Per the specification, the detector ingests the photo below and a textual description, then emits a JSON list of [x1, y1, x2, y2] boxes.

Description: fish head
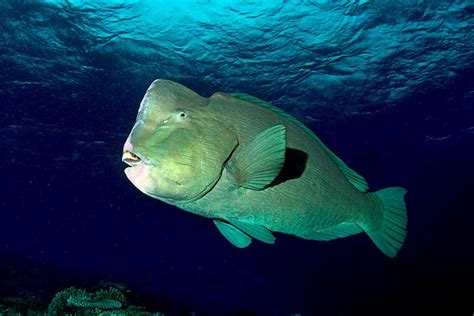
[[122, 79, 237, 203]]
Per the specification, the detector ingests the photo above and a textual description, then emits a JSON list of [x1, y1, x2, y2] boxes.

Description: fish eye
[[178, 111, 188, 119]]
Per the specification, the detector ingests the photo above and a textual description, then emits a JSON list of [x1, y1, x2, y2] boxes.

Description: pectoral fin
[[227, 218, 276, 244], [227, 125, 286, 190], [213, 220, 252, 248]]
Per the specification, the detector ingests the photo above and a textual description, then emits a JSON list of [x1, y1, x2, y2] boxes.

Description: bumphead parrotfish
[[122, 79, 408, 257]]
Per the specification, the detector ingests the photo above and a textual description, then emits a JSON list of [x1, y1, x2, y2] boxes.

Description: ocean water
[[0, 0, 473, 315]]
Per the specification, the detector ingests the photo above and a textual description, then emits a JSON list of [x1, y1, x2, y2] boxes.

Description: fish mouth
[[122, 150, 150, 167], [122, 149, 184, 200]]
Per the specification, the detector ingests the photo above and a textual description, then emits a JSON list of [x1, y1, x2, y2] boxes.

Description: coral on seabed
[[47, 286, 164, 316], [0, 284, 165, 315]]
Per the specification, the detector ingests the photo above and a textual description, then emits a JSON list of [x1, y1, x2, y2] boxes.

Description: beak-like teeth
[[122, 151, 141, 166]]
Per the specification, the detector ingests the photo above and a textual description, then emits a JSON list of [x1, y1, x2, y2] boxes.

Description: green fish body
[[122, 80, 408, 257]]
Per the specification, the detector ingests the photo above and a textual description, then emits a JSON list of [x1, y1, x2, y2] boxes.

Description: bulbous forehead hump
[[141, 79, 208, 113]]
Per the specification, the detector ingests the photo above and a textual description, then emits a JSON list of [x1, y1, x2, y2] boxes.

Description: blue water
[[1, 0, 473, 315]]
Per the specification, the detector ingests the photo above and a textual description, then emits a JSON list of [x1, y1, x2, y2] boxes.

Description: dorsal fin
[[228, 93, 369, 192]]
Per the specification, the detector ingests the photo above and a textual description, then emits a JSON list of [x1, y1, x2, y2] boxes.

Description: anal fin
[[308, 221, 362, 241]]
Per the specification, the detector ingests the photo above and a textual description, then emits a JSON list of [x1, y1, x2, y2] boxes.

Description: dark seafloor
[[0, 0, 473, 315]]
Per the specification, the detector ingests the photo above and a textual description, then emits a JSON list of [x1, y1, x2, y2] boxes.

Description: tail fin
[[365, 187, 408, 258]]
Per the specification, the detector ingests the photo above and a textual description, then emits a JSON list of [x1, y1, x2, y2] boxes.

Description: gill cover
[[126, 80, 238, 202]]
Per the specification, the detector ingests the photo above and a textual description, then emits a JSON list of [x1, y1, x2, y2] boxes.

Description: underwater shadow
[[270, 147, 308, 187]]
